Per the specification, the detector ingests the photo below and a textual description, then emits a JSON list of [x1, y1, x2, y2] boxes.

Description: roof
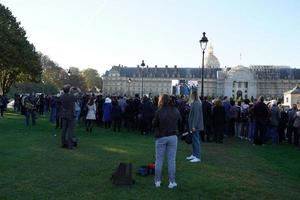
[[285, 86, 300, 94], [104, 66, 222, 78]]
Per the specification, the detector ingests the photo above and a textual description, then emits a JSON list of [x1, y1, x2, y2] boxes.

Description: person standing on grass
[[212, 99, 226, 143], [111, 97, 122, 132], [186, 91, 204, 163], [152, 94, 182, 188], [60, 84, 76, 149], [0, 95, 8, 117], [103, 97, 112, 129], [252, 96, 270, 145], [85, 97, 96, 133], [24, 93, 37, 126]]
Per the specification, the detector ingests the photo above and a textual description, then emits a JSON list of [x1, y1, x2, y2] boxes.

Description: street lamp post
[[141, 60, 145, 97], [128, 78, 131, 96], [199, 32, 208, 99]]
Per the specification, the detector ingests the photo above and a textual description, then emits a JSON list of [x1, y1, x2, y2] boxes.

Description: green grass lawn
[[0, 112, 300, 200]]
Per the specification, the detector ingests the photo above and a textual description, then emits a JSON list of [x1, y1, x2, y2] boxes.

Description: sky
[[1, 0, 300, 76]]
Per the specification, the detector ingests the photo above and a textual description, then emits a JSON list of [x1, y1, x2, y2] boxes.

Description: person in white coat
[[86, 97, 96, 133]]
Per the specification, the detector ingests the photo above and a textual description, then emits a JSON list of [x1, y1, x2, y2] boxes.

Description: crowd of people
[[5, 88, 300, 149], [2, 85, 300, 188]]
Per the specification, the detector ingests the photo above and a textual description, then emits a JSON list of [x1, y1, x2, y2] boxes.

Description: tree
[[67, 67, 87, 91], [0, 4, 42, 95], [81, 68, 102, 92], [40, 53, 67, 90]]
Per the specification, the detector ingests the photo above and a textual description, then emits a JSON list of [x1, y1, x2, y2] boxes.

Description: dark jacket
[[212, 106, 226, 128], [152, 106, 182, 138], [111, 102, 122, 120], [59, 93, 76, 119], [252, 102, 270, 123], [202, 100, 212, 126], [141, 99, 154, 121]]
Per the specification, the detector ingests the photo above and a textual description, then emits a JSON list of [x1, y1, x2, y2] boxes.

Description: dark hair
[[63, 84, 71, 94], [158, 94, 170, 109]]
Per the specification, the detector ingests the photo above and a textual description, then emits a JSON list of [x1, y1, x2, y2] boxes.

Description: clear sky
[[1, 0, 300, 75]]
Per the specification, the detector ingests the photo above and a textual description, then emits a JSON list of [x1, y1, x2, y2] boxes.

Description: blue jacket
[[103, 103, 112, 122]]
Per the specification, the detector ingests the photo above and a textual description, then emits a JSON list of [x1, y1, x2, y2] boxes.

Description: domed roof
[[205, 45, 220, 68]]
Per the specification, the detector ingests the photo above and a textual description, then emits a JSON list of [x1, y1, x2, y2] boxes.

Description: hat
[[105, 97, 112, 103]]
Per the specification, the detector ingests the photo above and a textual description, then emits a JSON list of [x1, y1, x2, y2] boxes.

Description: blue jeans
[[192, 130, 201, 159], [155, 135, 177, 183], [25, 110, 36, 126], [269, 126, 278, 144], [49, 107, 57, 123], [248, 121, 255, 140], [75, 110, 81, 121]]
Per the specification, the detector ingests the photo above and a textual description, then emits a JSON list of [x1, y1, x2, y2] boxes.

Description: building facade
[[102, 46, 300, 99]]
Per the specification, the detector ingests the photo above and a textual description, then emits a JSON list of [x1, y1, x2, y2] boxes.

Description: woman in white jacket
[[86, 97, 96, 133]]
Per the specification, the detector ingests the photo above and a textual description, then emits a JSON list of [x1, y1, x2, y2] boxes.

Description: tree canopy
[[0, 3, 42, 95], [81, 68, 102, 92]]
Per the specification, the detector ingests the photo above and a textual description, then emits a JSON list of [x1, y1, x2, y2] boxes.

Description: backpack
[[240, 106, 249, 122], [229, 106, 239, 119], [111, 163, 135, 185]]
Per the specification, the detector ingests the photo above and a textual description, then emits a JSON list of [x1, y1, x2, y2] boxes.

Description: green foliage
[[40, 53, 68, 90], [81, 68, 102, 92], [68, 67, 87, 91], [0, 112, 300, 200], [0, 3, 42, 95]]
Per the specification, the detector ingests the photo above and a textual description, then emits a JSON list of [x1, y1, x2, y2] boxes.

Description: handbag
[[181, 131, 192, 144]]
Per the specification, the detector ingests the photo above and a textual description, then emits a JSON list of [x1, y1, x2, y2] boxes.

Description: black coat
[[203, 100, 212, 126], [111, 104, 122, 120], [152, 106, 182, 138], [212, 106, 225, 129], [141, 99, 154, 121]]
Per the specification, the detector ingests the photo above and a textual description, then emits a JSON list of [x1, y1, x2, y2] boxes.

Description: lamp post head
[[67, 69, 71, 77], [199, 32, 209, 51], [141, 60, 145, 67]]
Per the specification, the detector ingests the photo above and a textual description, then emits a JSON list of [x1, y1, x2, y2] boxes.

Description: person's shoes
[[168, 182, 177, 189], [155, 181, 161, 188], [190, 158, 201, 163], [186, 155, 195, 160]]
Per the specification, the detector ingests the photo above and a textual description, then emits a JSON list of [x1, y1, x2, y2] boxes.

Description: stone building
[[283, 86, 300, 107], [102, 46, 300, 99]]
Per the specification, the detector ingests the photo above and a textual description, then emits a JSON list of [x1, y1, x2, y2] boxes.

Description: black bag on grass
[[181, 131, 192, 144], [111, 163, 135, 185]]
